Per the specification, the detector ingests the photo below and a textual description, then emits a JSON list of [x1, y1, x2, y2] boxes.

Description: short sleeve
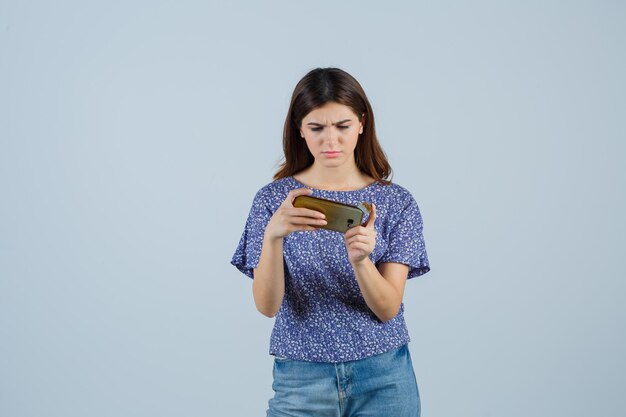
[[378, 194, 430, 279], [230, 189, 273, 279]]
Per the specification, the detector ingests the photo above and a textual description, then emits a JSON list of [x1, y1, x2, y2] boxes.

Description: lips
[[322, 151, 341, 158]]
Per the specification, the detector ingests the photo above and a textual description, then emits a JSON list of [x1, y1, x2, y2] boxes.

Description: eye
[[337, 125, 349, 130], [310, 127, 323, 132]]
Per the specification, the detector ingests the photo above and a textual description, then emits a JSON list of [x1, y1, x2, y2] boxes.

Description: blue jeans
[[267, 344, 420, 417]]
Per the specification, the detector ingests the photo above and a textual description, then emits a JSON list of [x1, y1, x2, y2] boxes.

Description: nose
[[323, 126, 339, 145]]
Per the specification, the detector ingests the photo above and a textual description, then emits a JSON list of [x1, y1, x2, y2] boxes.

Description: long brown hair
[[273, 68, 392, 184]]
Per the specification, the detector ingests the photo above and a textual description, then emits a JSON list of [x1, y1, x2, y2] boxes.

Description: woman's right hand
[[264, 188, 327, 240]]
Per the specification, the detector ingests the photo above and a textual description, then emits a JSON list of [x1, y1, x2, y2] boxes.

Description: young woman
[[231, 67, 430, 417]]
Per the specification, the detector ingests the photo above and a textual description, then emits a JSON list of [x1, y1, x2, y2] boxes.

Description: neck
[[299, 161, 368, 190]]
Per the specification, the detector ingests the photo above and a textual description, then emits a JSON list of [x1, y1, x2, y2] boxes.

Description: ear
[[359, 113, 366, 134]]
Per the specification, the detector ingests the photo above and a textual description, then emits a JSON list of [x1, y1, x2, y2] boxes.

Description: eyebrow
[[306, 119, 352, 126]]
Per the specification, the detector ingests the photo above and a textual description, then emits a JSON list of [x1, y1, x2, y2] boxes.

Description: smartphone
[[293, 195, 370, 233]]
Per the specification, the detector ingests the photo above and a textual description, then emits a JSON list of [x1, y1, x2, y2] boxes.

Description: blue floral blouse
[[231, 176, 430, 363]]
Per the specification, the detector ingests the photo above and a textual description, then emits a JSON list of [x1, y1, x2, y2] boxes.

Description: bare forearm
[[351, 259, 403, 322], [252, 234, 285, 317]]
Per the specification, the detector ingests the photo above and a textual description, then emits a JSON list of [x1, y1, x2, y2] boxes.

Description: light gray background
[[1, 1, 624, 416]]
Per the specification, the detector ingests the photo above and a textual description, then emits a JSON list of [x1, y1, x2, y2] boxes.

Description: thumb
[[364, 203, 376, 228], [285, 187, 313, 207]]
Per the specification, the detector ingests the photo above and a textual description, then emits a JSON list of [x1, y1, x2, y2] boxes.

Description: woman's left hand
[[344, 204, 377, 264]]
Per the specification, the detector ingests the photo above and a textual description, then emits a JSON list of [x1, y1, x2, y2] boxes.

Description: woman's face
[[299, 101, 364, 169]]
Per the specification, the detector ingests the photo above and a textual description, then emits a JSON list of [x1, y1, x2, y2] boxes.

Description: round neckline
[[290, 176, 379, 193]]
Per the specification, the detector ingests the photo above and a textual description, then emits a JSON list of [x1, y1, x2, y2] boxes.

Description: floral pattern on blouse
[[231, 176, 430, 363]]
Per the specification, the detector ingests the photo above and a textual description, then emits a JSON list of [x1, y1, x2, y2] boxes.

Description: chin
[[319, 159, 345, 168]]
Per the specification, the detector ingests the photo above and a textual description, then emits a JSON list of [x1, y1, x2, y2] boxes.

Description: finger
[[347, 242, 372, 252], [345, 234, 369, 245], [289, 217, 327, 226], [344, 228, 357, 239], [283, 188, 313, 207], [286, 221, 321, 231], [364, 203, 376, 229], [287, 207, 326, 219], [344, 225, 367, 240], [295, 224, 320, 232]]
